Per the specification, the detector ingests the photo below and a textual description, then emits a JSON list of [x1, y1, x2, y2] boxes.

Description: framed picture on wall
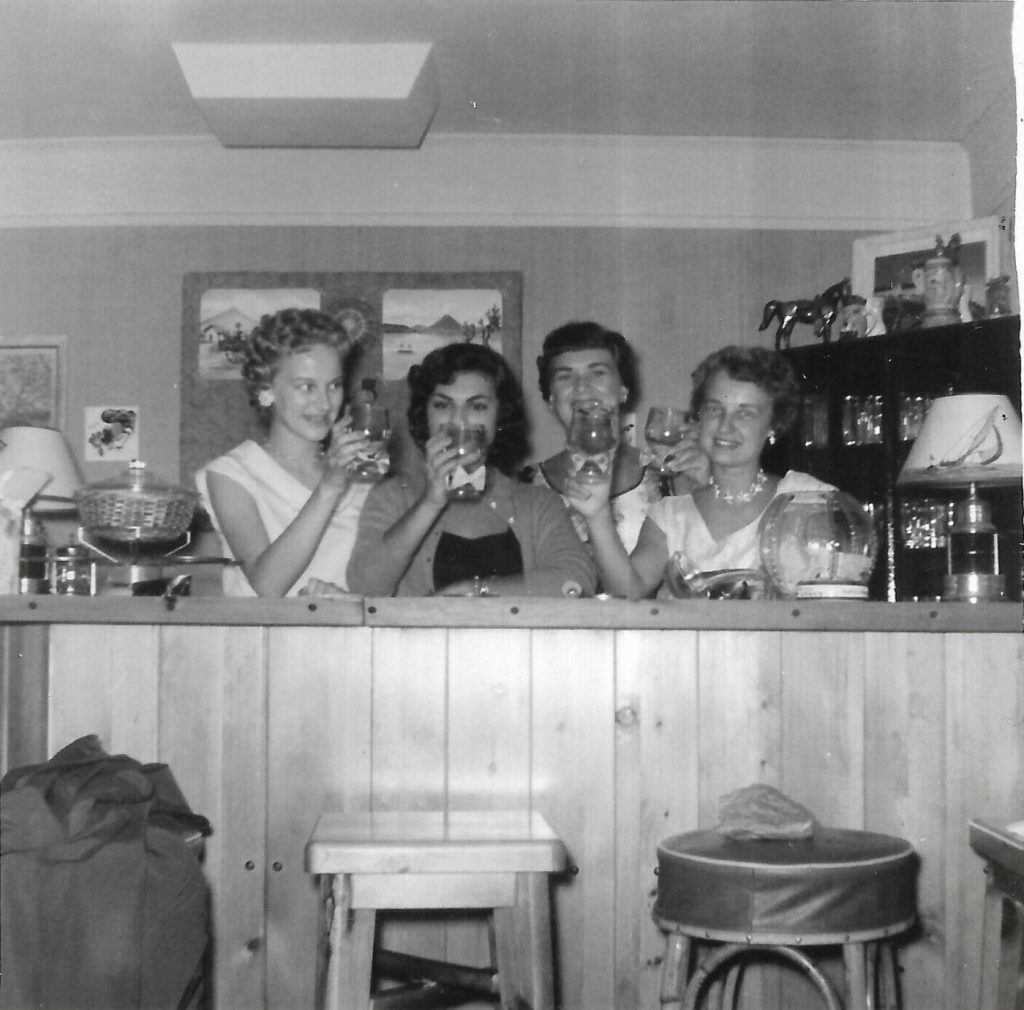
[[851, 215, 1002, 305], [0, 335, 67, 429], [180, 272, 523, 485]]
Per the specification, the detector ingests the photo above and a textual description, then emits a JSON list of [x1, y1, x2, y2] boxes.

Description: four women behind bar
[[197, 310, 839, 599]]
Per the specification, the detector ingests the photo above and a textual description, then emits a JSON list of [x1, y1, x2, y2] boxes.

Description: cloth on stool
[[715, 784, 816, 840]]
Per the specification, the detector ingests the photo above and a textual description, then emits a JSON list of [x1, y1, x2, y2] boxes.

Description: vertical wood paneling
[[697, 630, 783, 820], [7, 619, 1022, 1010], [265, 626, 372, 1010], [532, 628, 616, 1010], [697, 630, 783, 1008], [944, 633, 1024, 1010], [0, 624, 49, 773], [863, 631, 947, 1010], [445, 629, 533, 968], [371, 627, 450, 961], [159, 625, 267, 1010], [613, 630, 700, 1010], [48, 625, 159, 760], [780, 632, 865, 827]]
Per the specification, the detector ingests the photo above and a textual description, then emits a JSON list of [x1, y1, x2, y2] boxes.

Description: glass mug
[[644, 406, 692, 475], [441, 421, 488, 500], [346, 404, 391, 483], [568, 400, 618, 483]]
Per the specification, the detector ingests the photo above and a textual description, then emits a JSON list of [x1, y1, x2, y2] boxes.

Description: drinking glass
[[644, 406, 693, 475], [346, 404, 391, 483], [441, 421, 488, 500], [568, 400, 618, 483]]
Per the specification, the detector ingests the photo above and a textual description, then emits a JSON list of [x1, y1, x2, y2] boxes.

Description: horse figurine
[[759, 277, 852, 350]]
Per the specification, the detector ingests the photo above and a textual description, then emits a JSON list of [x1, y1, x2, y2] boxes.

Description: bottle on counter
[[18, 512, 49, 594]]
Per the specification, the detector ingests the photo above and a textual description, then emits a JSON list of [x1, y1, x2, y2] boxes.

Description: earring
[[768, 432, 776, 446], [257, 389, 274, 408]]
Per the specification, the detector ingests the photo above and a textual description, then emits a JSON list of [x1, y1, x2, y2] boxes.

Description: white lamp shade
[[0, 426, 84, 511], [897, 394, 1023, 487]]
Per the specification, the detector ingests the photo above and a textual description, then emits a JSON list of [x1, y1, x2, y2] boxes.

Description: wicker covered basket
[[75, 460, 198, 544]]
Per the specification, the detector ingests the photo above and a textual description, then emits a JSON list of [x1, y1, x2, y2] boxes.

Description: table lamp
[[0, 426, 83, 512], [896, 394, 1023, 602]]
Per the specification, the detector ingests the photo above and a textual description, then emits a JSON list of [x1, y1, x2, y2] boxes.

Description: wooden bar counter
[[1, 596, 1021, 1010]]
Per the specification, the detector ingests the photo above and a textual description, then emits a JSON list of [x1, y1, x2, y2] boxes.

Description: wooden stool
[[305, 810, 568, 1010], [969, 819, 1024, 1009], [652, 828, 917, 1010]]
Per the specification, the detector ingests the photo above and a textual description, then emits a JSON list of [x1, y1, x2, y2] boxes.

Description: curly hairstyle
[[242, 308, 360, 422], [407, 343, 530, 475], [536, 321, 640, 412], [689, 345, 801, 434]]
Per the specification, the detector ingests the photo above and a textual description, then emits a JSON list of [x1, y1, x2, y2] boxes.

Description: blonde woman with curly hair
[[196, 308, 371, 597]]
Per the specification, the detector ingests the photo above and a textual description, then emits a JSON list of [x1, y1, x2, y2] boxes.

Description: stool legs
[[666, 941, 842, 1010], [319, 874, 375, 1010], [659, 933, 691, 1007], [493, 871, 556, 1010]]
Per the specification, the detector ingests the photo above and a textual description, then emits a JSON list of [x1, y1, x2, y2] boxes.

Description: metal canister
[[49, 545, 96, 596], [18, 514, 48, 594]]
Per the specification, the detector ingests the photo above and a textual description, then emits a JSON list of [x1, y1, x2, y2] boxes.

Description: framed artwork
[[0, 335, 67, 429], [180, 272, 523, 483], [852, 215, 1002, 305]]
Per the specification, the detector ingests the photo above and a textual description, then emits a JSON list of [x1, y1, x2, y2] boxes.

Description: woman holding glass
[[347, 342, 595, 598], [528, 321, 708, 552], [196, 308, 374, 597], [566, 345, 832, 599]]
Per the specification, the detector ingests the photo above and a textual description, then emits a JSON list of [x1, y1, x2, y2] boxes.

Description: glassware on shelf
[[644, 406, 693, 475], [799, 394, 829, 449], [568, 400, 618, 483], [897, 394, 931, 442], [758, 489, 878, 599], [841, 395, 884, 446]]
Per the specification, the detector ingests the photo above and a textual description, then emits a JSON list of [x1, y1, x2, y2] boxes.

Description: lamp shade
[[0, 426, 84, 512], [897, 394, 1023, 488]]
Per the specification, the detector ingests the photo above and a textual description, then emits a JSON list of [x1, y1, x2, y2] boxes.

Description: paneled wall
[[5, 614, 1020, 1010], [0, 224, 860, 484]]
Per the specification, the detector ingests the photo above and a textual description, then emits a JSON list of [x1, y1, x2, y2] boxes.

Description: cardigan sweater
[[347, 466, 597, 597]]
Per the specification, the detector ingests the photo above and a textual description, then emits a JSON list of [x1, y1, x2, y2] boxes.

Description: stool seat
[[654, 827, 916, 944], [653, 827, 918, 1010], [307, 809, 567, 876], [305, 810, 567, 1010]]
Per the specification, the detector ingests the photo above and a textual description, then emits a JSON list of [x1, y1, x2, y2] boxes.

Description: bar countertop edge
[[0, 595, 1020, 632]]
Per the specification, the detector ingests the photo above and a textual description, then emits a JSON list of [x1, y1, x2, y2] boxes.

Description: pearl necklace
[[709, 469, 767, 505]]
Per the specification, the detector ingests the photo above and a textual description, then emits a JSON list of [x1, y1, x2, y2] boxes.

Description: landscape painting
[[381, 288, 504, 380], [198, 288, 321, 379]]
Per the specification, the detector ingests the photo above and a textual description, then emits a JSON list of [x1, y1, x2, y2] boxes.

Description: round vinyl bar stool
[[653, 828, 917, 1010]]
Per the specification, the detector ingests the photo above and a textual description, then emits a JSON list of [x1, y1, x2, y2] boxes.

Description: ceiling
[[0, 0, 1014, 146]]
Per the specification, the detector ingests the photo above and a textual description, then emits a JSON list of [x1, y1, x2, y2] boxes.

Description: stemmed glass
[[568, 400, 618, 483], [644, 407, 692, 475]]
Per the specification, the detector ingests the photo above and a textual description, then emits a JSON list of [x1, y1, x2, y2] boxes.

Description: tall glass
[[644, 406, 693, 475], [346, 404, 391, 483], [441, 421, 488, 500], [568, 400, 618, 483]]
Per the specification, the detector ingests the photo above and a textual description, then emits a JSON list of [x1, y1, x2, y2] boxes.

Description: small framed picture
[[0, 335, 67, 429], [852, 216, 1002, 304]]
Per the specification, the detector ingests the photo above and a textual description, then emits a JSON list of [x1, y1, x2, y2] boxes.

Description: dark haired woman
[[530, 321, 708, 553], [196, 308, 371, 597], [347, 342, 595, 597], [567, 345, 833, 599]]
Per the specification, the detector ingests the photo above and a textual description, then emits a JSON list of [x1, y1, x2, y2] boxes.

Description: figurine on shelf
[[922, 233, 965, 328], [758, 277, 852, 350]]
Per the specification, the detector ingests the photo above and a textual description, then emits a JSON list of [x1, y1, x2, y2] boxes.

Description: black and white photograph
[[0, 5, 1018, 1010]]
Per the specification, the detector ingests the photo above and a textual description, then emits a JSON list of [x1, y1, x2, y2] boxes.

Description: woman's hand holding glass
[[643, 406, 710, 490], [322, 410, 371, 492]]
